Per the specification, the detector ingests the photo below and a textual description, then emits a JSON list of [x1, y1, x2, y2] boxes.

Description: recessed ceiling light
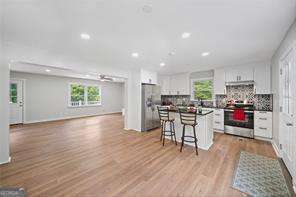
[[131, 53, 139, 58], [80, 33, 90, 40], [169, 51, 176, 56], [142, 5, 152, 13], [45, 69, 51, 72], [201, 52, 210, 57], [160, 62, 165, 67], [181, 32, 191, 39]]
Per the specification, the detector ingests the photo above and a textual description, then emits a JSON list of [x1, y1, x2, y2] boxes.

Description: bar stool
[[178, 108, 198, 155], [157, 106, 177, 146]]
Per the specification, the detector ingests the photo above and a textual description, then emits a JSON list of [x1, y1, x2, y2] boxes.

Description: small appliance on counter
[[224, 100, 254, 138]]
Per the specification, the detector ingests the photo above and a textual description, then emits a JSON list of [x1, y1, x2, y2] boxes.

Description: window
[[69, 84, 101, 107], [10, 83, 18, 104], [191, 79, 213, 101]]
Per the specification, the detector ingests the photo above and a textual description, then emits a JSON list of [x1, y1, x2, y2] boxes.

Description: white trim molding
[[0, 156, 11, 165], [271, 140, 282, 158]]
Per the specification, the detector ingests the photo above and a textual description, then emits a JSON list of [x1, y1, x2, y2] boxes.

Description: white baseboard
[[213, 129, 224, 133], [0, 156, 11, 165], [24, 111, 122, 124], [254, 136, 272, 142], [271, 140, 282, 158]]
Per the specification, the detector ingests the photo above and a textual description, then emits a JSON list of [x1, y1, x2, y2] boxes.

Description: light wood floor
[[0, 113, 277, 197]]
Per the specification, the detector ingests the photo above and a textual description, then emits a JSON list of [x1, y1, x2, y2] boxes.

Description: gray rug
[[232, 151, 291, 197]]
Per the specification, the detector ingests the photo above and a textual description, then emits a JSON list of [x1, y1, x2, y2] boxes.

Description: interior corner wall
[[10, 71, 124, 123], [271, 18, 296, 147], [126, 69, 142, 131], [0, 64, 10, 164]]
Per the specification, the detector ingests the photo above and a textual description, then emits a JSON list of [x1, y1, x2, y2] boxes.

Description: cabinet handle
[[215, 121, 220, 124], [215, 114, 220, 116], [259, 111, 267, 113], [259, 118, 267, 120], [259, 127, 267, 130]]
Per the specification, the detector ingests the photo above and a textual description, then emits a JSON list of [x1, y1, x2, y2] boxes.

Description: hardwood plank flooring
[[0, 113, 277, 196]]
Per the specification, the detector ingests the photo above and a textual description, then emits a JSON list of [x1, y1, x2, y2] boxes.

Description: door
[[279, 45, 296, 180], [10, 79, 24, 124]]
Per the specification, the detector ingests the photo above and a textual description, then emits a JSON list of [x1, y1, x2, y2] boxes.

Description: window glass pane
[[87, 86, 101, 105], [70, 84, 85, 106], [193, 80, 213, 100], [10, 83, 17, 103]]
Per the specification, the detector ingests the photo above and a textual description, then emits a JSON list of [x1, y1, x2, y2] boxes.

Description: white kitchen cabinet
[[213, 109, 224, 131], [254, 111, 272, 138], [225, 67, 254, 82], [141, 69, 157, 84], [214, 68, 226, 94], [158, 73, 190, 95], [254, 64, 271, 94], [170, 73, 190, 95], [158, 75, 171, 95]]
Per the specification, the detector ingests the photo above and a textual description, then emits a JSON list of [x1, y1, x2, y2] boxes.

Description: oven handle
[[224, 109, 254, 114]]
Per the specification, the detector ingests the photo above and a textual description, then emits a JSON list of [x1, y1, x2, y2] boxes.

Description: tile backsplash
[[216, 84, 273, 111], [161, 84, 273, 111]]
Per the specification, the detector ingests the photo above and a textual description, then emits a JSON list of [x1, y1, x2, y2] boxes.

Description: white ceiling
[[3, 0, 296, 75]]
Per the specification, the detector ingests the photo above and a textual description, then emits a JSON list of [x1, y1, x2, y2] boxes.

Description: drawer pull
[[214, 121, 220, 124], [259, 111, 267, 113], [259, 118, 267, 120], [259, 127, 267, 130], [215, 114, 220, 116]]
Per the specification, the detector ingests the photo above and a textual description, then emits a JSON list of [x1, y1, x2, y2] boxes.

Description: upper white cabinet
[[225, 67, 254, 82], [158, 75, 170, 95], [158, 73, 190, 95], [214, 68, 226, 94], [254, 64, 271, 94], [141, 69, 157, 84], [170, 73, 190, 95]]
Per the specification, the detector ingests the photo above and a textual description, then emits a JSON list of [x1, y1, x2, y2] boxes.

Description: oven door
[[224, 109, 254, 138]]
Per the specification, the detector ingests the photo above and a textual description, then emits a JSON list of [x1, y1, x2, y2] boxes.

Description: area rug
[[232, 151, 291, 197]]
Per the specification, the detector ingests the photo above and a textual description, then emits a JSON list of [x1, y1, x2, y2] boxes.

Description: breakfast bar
[[164, 109, 214, 150]]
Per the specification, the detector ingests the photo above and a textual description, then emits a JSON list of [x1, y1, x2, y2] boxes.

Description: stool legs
[[172, 122, 177, 145], [180, 125, 198, 155], [180, 125, 185, 152], [161, 121, 177, 146], [193, 126, 198, 155]]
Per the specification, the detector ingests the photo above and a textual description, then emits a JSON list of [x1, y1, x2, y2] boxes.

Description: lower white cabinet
[[254, 111, 272, 138], [213, 109, 224, 131]]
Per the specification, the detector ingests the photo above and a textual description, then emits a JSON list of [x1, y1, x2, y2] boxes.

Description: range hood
[[225, 80, 255, 86]]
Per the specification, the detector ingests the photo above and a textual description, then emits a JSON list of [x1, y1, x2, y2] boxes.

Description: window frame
[[190, 78, 214, 101], [68, 83, 102, 107]]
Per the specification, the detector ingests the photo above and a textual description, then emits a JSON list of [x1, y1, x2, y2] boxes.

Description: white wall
[[271, 19, 296, 148], [126, 69, 142, 131], [11, 72, 124, 123], [0, 64, 10, 164]]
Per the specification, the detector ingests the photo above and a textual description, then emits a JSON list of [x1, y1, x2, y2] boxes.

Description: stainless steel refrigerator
[[141, 84, 161, 131]]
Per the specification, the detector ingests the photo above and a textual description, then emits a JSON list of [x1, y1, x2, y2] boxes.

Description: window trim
[[68, 83, 102, 108], [190, 78, 214, 101]]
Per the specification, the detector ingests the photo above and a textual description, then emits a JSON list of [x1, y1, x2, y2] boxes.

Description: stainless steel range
[[224, 101, 254, 138]]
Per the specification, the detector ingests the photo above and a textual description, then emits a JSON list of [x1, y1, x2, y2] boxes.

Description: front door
[[279, 44, 296, 180], [10, 79, 24, 125]]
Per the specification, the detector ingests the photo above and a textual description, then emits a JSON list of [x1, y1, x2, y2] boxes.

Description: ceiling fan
[[98, 74, 114, 82]]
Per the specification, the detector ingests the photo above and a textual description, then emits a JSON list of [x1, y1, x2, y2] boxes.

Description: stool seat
[[161, 117, 175, 122]]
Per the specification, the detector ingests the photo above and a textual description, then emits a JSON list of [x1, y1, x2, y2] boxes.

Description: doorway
[[279, 42, 296, 181], [9, 79, 24, 125]]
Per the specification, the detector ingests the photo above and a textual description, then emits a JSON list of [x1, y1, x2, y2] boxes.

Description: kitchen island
[[164, 109, 214, 150]]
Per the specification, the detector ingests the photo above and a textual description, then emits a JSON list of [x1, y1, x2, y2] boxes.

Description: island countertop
[[167, 109, 214, 116]]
